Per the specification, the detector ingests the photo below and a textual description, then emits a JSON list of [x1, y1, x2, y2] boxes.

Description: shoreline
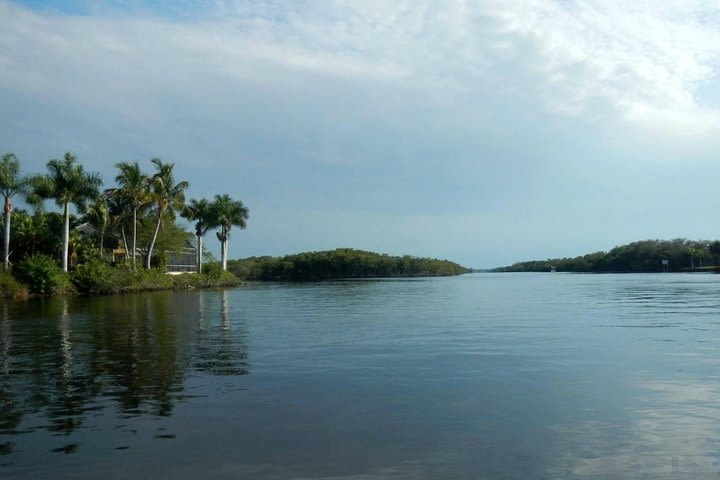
[[0, 269, 243, 301]]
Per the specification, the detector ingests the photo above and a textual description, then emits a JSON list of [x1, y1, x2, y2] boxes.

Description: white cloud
[[493, 0, 720, 132], [2, 0, 720, 135]]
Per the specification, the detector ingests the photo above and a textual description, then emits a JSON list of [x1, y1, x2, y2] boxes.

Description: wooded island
[[494, 239, 720, 273]]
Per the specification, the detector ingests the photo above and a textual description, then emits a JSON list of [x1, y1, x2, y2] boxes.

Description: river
[[2, 273, 720, 478]]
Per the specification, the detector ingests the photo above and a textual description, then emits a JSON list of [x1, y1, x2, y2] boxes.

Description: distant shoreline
[[227, 248, 470, 281], [491, 239, 720, 274]]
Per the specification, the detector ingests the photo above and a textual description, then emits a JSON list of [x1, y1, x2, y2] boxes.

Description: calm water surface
[[2, 273, 720, 478]]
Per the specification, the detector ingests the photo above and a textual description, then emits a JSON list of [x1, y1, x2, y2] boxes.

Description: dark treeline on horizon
[[493, 239, 720, 273], [227, 248, 470, 281]]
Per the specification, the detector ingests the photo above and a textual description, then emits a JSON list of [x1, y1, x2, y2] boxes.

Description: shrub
[[171, 270, 240, 289], [0, 271, 25, 299], [203, 262, 223, 280], [15, 254, 70, 295], [71, 258, 113, 294]]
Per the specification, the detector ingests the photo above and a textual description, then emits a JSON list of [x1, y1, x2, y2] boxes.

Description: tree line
[[493, 239, 720, 273], [1, 151, 249, 280], [227, 248, 470, 281]]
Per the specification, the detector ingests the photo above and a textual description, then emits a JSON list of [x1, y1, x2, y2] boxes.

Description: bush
[[0, 271, 26, 299], [15, 254, 71, 295], [203, 262, 223, 280], [171, 270, 240, 290], [71, 258, 113, 294]]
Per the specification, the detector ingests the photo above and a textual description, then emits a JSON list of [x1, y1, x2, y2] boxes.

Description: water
[[2, 273, 720, 478]]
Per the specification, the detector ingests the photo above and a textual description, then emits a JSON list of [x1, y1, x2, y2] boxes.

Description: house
[[75, 222, 198, 273]]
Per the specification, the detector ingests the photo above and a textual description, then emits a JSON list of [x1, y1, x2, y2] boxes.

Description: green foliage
[[9, 210, 62, 260], [202, 261, 224, 280], [145, 158, 189, 269], [209, 194, 248, 241], [0, 154, 245, 296], [0, 152, 29, 200], [15, 254, 71, 295], [35, 153, 103, 210], [494, 239, 718, 273], [182, 198, 213, 237], [71, 257, 113, 293], [170, 270, 239, 289], [0, 271, 25, 299], [67, 262, 239, 295], [227, 248, 470, 281]]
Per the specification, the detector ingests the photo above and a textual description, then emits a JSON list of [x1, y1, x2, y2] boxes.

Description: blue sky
[[2, 0, 720, 268]]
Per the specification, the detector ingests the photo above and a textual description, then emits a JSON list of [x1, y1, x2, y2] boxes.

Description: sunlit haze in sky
[[2, 0, 720, 268]]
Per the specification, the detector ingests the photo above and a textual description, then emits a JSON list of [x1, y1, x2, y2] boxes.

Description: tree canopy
[[493, 239, 719, 273]]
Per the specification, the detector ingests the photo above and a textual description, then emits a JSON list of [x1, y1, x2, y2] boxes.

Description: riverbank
[[1, 248, 470, 300], [0, 266, 241, 300]]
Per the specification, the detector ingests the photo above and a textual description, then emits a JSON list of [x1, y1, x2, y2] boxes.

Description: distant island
[[493, 239, 720, 273], [227, 248, 470, 281]]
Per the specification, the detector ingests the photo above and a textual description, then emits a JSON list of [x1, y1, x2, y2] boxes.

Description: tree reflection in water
[[193, 290, 249, 376], [0, 289, 249, 453]]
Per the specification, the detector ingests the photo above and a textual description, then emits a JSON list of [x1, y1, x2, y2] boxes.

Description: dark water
[[3, 273, 720, 479]]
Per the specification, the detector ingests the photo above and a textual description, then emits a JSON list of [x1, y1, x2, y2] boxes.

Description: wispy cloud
[[3, 0, 720, 133]]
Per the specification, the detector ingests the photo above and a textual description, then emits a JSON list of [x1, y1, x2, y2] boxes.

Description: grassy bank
[[1, 258, 241, 300]]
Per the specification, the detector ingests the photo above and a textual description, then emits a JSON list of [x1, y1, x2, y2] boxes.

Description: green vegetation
[[0, 270, 25, 299], [70, 261, 239, 295], [0, 151, 249, 298], [15, 254, 71, 295], [494, 239, 720, 273], [227, 248, 470, 281]]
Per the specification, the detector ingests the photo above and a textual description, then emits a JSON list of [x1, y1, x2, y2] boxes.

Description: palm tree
[[181, 198, 212, 273], [82, 196, 110, 253], [114, 162, 149, 270], [146, 159, 188, 269], [106, 191, 133, 266], [33, 153, 102, 272], [0, 153, 30, 272], [210, 194, 249, 271]]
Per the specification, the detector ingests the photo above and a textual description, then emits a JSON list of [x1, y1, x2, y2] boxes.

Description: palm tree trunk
[[3, 197, 11, 273], [121, 225, 129, 267], [220, 235, 226, 271], [197, 234, 202, 274], [132, 207, 138, 271], [147, 210, 162, 269], [222, 240, 228, 271], [222, 227, 228, 271], [62, 201, 70, 272], [100, 230, 105, 255]]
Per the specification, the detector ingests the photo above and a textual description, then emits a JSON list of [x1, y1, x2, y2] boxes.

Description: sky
[[2, 0, 720, 268]]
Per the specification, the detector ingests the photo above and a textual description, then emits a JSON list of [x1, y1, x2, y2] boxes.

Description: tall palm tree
[[0, 153, 29, 272], [210, 194, 249, 271], [181, 198, 212, 273], [34, 153, 102, 272], [106, 191, 133, 267], [82, 195, 110, 253], [114, 162, 149, 270], [146, 158, 188, 269]]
